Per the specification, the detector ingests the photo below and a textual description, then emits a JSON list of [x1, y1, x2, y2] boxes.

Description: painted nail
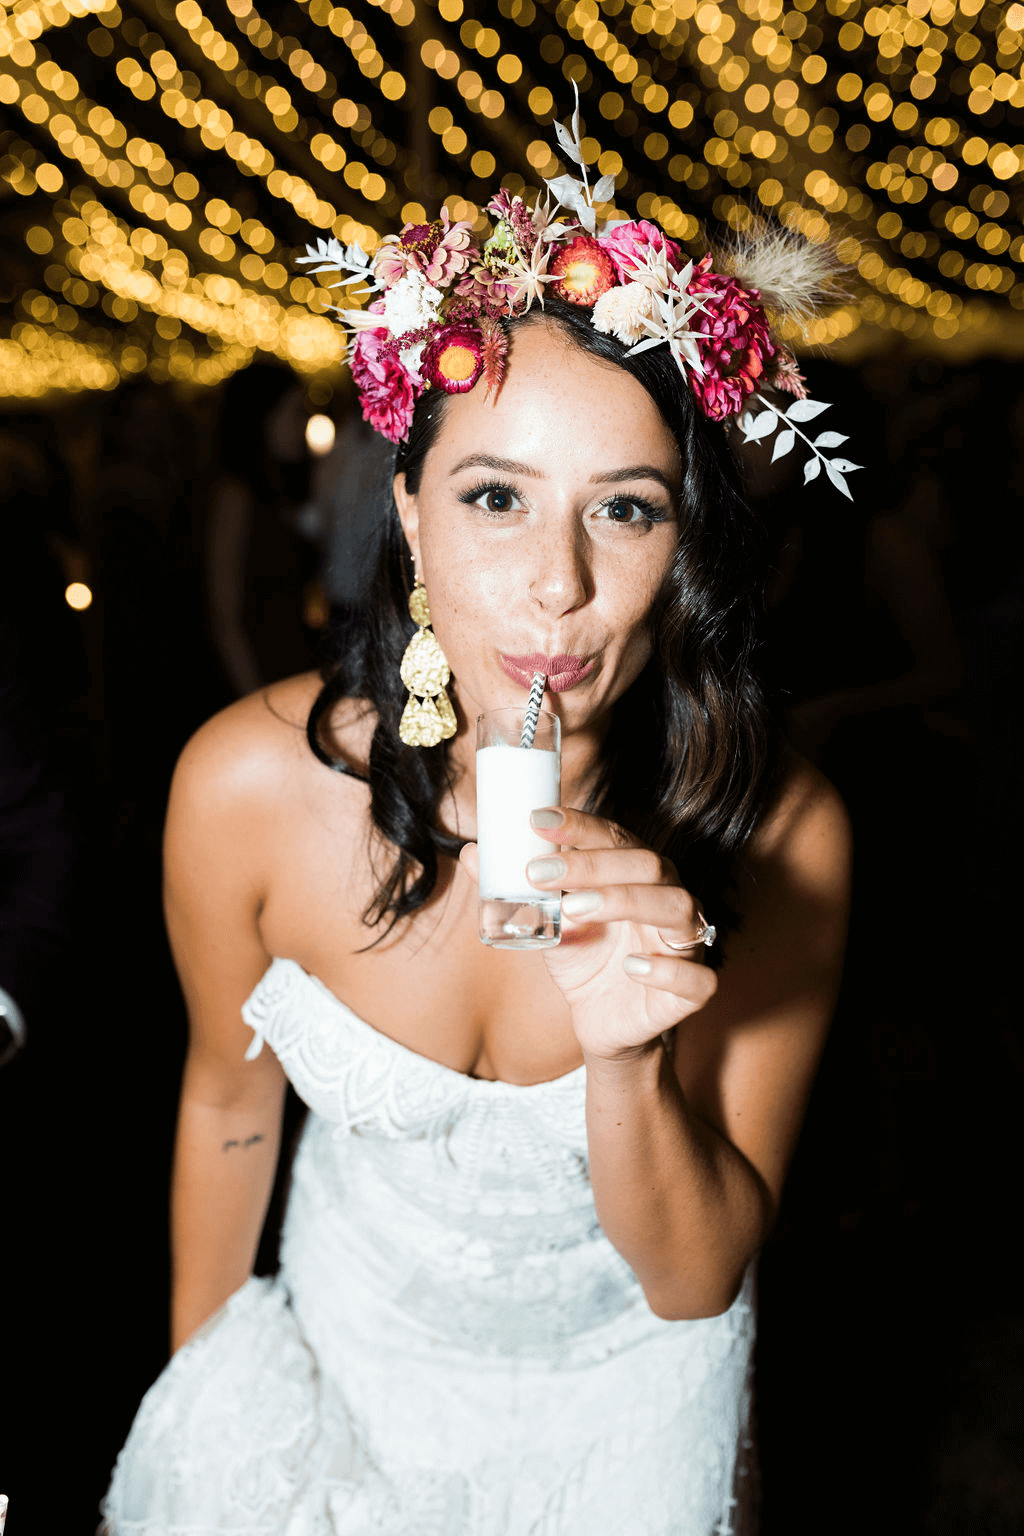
[[561, 890, 603, 917], [623, 955, 652, 977], [526, 856, 566, 884], [530, 808, 565, 829]]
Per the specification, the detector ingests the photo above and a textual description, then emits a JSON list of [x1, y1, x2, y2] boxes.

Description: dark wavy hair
[[306, 298, 782, 942]]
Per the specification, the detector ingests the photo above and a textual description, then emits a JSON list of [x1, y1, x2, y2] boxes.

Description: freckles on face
[[395, 320, 681, 723]]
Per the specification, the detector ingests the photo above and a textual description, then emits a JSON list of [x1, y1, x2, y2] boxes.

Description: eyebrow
[[590, 464, 678, 494], [449, 453, 543, 478], [449, 453, 677, 493]]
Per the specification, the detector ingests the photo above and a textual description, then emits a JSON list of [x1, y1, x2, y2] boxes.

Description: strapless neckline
[[251, 957, 588, 1092]]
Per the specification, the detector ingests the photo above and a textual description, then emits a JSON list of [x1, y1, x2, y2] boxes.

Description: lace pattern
[[102, 958, 759, 1535], [241, 960, 588, 1147]]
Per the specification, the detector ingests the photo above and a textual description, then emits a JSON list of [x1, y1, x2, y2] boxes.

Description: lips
[[500, 652, 595, 692]]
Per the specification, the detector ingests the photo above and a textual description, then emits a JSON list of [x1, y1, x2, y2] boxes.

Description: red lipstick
[[500, 653, 595, 692]]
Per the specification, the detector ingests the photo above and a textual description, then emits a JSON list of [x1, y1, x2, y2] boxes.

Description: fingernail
[[623, 955, 652, 977], [561, 890, 603, 917], [530, 808, 565, 829], [526, 856, 566, 884]]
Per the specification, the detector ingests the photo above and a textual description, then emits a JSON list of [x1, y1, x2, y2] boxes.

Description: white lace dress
[[101, 958, 759, 1536]]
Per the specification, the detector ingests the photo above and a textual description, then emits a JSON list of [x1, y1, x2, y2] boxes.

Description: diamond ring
[[658, 913, 717, 952]]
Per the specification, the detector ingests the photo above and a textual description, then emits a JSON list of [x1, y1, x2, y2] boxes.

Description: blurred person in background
[[203, 361, 319, 699], [291, 403, 394, 661], [94, 380, 218, 848], [0, 422, 83, 1524], [0, 424, 81, 1057], [316, 407, 393, 621]]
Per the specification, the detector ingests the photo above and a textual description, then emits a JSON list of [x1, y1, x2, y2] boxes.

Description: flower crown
[[299, 91, 859, 498]]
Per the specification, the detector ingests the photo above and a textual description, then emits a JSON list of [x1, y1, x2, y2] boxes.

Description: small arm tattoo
[[221, 1134, 266, 1152]]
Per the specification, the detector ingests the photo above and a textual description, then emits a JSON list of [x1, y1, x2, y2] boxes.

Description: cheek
[[616, 620, 655, 682], [607, 547, 671, 633], [421, 551, 505, 660]]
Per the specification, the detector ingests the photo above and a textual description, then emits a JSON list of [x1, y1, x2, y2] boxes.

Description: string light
[[2, 0, 1022, 402]]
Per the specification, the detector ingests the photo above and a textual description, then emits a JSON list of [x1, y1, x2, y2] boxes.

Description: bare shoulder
[[747, 746, 852, 898], [711, 748, 853, 978], [166, 673, 376, 882], [171, 673, 373, 806]]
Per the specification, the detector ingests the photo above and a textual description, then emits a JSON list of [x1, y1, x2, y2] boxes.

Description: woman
[[101, 137, 851, 1535]]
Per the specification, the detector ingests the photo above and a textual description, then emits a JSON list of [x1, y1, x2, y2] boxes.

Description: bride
[[101, 133, 851, 1535]]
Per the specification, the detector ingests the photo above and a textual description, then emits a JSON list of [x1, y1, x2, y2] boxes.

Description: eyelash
[[458, 479, 669, 528]]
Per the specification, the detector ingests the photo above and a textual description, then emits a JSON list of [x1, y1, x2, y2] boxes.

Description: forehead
[[425, 320, 680, 481]]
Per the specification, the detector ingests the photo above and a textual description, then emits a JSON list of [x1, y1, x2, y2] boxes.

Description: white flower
[[401, 338, 427, 378], [591, 282, 657, 345], [380, 270, 443, 337]]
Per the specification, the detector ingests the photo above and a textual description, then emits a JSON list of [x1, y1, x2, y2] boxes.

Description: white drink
[[476, 745, 560, 901], [475, 707, 561, 949]]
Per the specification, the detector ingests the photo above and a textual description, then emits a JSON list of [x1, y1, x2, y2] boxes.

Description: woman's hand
[[460, 806, 717, 1062]]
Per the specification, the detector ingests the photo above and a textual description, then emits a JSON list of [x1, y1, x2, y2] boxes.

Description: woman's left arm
[[528, 758, 852, 1321]]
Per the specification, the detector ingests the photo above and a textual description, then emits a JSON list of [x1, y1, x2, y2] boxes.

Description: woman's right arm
[[163, 702, 289, 1353]]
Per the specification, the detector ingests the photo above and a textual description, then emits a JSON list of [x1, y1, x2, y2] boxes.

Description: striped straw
[[520, 671, 546, 747]]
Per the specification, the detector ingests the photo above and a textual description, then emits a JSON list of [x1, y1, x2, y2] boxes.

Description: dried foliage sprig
[[739, 395, 861, 498]]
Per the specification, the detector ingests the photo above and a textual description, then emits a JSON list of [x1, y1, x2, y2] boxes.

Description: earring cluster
[[398, 578, 457, 747]]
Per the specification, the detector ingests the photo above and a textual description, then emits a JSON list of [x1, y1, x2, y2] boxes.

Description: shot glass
[[476, 706, 561, 949]]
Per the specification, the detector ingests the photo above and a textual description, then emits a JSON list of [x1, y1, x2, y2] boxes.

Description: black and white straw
[[520, 672, 546, 747]]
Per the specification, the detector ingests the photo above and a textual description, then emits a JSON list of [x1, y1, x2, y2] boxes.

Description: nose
[[528, 520, 591, 616]]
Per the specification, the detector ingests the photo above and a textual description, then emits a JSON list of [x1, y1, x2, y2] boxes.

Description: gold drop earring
[[398, 578, 457, 747]]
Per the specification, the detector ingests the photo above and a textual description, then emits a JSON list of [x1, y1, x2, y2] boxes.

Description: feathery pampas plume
[[713, 220, 849, 328]]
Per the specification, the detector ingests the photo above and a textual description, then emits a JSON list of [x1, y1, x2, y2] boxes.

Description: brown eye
[[596, 494, 666, 529], [458, 482, 523, 515]]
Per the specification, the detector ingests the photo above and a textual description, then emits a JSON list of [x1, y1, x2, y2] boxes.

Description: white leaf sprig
[[295, 237, 386, 347], [553, 116, 583, 168], [543, 81, 616, 234], [296, 237, 381, 294], [738, 393, 862, 499]]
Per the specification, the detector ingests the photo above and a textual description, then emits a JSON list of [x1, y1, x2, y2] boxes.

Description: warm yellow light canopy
[[2, 0, 1021, 403]]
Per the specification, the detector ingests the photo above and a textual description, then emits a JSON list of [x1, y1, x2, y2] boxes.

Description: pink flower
[[599, 220, 683, 281], [686, 255, 774, 421], [350, 326, 422, 443], [373, 210, 476, 289], [421, 324, 483, 394], [486, 188, 517, 222]]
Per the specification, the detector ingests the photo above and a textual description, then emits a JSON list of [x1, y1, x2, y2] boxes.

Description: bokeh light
[[2, 0, 1022, 402], [305, 412, 335, 455], [64, 582, 93, 611]]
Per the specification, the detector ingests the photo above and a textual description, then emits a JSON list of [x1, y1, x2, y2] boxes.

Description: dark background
[[1, 338, 1022, 1534], [3, 0, 1024, 1522]]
